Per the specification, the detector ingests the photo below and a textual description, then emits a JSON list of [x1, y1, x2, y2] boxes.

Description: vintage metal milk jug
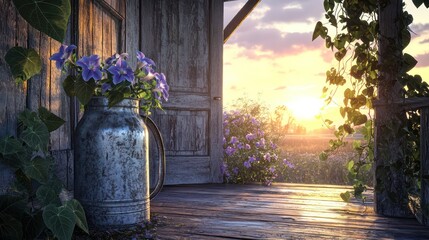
[[74, 97, 165, 229]]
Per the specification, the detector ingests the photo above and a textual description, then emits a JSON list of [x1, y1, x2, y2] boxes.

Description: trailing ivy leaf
[[0, 212, 23, 240], [346, 160, 354, 172], [0, 136, 24, 156], [11, 169, 32, 195], [63, 75, 77, 96], [340, 191, 351, 202], [413, 0, 424, 7], [38, 107, 65, 132], [319, 151, 328, 161], [18, 109, 40, 128], [20, 121, 49, 151], [22, 211, 44, 240], [43, 204, 76, 240], [12, 0, 71, 42], [312, 21, 327, 41], [23, 156, 50, 184], [401, 29, 411, 48], [5, 47, 42, 84], [403, 53, 418, 73], [66, 199, 89, 234], [75, 77, 96, 105], [0, 195, 27, 218], [353, 114, 367, 126], [36, 185, 60, 206]]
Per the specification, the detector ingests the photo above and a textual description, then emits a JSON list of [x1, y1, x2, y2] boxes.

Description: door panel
[[141, 0, 223, 185]]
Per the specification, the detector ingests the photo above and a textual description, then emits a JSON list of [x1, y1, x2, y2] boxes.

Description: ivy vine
[[313, 0, 429, 203]]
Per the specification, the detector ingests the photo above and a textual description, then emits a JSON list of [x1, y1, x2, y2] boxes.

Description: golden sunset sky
[[223, 0, 429, 131]]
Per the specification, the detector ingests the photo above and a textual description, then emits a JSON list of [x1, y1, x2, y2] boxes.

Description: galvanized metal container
[[74, 97, 162, 229]]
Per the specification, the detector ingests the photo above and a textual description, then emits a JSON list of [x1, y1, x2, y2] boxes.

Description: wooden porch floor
[[151, 183, 429, 239]]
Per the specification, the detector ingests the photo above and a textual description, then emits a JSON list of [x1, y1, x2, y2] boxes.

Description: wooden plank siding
[[152, 184, 429, 239], [141, 0, 223, 185], [0, 0, 137, 192], [0, 0, 73, 192]]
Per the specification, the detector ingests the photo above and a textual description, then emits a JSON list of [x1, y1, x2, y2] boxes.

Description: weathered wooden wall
[[0, 0, 73, 192], [141, 0, 223, 185], [0, 0, 223, 192], [0, 0, 140, 193]]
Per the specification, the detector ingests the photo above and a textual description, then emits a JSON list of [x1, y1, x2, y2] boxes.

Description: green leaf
[[36, 185, 60, 206], [38, 107, 65, 132], [23, 156, 50, 183], [75, 77, 96, 105], [63, 75, 77, 97], [18, 109, 40, 128], [319, 151, 328, 161], [340, 191, 351, 202], [0, 212, 23, 240], [401, 29, 411, 48], [5, 47, 42, 83], [0, 195, 27, 218], [22, 211, 44, 240], [312, 21, 326, 41], [43, 204, 76, 240], [12, 0, 71, 42], [412, 0, 424, 7], [346, 160, 354, 172], [20, 121, 49, 151], [403, 53, 418, 72], [65, 199, 89, 234], [353, 114, 367, 126], [0, 136, 24, 156]]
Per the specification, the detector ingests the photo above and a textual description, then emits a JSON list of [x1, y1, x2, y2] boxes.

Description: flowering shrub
[[50, 44, 169, 114], [222, 110, 294, 185]]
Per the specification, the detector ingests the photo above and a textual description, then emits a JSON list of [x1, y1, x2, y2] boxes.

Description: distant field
[[276, 135, 372, 186]]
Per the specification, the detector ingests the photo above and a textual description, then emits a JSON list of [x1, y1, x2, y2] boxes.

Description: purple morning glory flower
[[76, 55, 102, 82], [248, 155, 257, 163], [256, 138, 266, 148], [269, 167, 275, 173], [229, 136, 239, 145], [136, 51, 156, 67], [245, 144, 251, 150], [283, 159, 295, 168], [237, 142, 244, 149], [154, 72, 169, 101], [246, 133, 256, 141], [225, 146, 236, 156], [232, 167, 239, 175], [50, 44, 76, 69], [225, 128, 230, 136], [220, 162, 228, 175], [244, 161, 251, 169], [270, 141, 277, 150], [251, 117, 259, 126], [263, 153, 271, 161], [101, 83, 112, 93], [107, 59, 135, 84]]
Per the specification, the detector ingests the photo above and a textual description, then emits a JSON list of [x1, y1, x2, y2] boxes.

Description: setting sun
[[287, 97, 324, 120]]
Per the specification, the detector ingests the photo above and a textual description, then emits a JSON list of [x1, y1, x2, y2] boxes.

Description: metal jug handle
[[141, 115, 166, 199]]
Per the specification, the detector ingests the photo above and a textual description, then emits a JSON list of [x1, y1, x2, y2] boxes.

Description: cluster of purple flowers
[[221, 110, 294, 185], [50, 44, 169, 111]]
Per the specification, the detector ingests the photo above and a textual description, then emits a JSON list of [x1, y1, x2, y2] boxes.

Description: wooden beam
[[223, 0, 261, 43], [420, 107, 429, 225], [373, 97, 429, 111]]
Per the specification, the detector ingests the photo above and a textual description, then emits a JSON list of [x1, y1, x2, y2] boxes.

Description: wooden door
[[141, 0, 223, 184]]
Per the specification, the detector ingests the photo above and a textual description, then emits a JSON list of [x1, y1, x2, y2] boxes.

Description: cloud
[[274, 86, 287, 91], [410, 23, 429, 34], [420, 38, 429, 44], [415, 53, 429, 67], [224, 0, 326, 59]]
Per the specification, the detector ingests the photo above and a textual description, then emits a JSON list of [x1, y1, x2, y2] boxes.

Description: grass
[[276, 135, 372, 186]]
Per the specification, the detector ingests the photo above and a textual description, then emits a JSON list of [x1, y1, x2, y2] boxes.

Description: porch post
[[374, 0, 413, 217]]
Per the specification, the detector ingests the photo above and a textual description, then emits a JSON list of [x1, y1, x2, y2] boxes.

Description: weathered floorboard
[[151, 183, 429, 239]]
